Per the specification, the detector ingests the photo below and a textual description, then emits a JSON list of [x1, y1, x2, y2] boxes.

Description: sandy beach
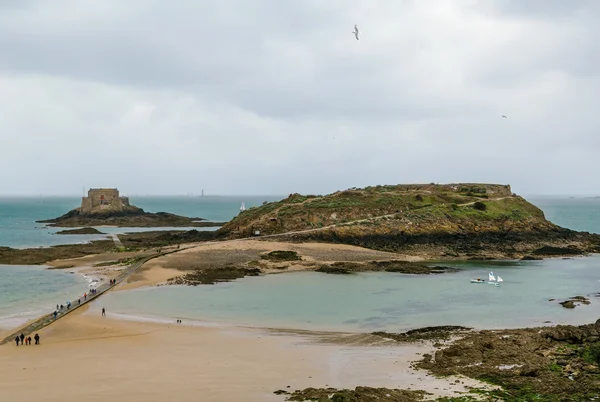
[[0, 239, 495, 401], [0, 305, 488, 402], [122, 239, 423, 287]]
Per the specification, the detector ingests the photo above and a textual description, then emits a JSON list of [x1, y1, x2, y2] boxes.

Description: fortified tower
[[80, 188, 130, 212]]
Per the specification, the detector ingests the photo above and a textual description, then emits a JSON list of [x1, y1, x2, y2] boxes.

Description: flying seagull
[[502, 115, 507, 118], [352, 24, 359, 40]]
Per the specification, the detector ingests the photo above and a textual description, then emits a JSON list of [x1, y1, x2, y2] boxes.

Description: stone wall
[[80, 188, 130, 212]]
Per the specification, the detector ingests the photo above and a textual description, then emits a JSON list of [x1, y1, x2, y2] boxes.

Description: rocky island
[[56, 227, 105, 235], [218, 183, 600, 260], [38, 188, 224, 228]]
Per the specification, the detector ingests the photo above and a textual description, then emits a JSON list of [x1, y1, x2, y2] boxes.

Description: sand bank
[[42, 240, 420, 289], [119, 239, 423, 288], [165, 239, 422, 265], [0, 308, 487, 402]]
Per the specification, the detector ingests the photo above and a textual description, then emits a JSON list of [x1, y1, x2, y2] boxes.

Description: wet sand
[[0, 308, 487, 402], [119, 239, 423, 288], [0, 240, 489, 401], [44, 240, 422, 290]]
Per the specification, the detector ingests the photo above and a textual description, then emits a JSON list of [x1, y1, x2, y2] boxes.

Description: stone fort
[[81, 188, 130, 212]]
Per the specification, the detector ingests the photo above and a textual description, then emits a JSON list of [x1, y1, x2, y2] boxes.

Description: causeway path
[[0, 251, 169, 345], [110, 233, 124, 248]]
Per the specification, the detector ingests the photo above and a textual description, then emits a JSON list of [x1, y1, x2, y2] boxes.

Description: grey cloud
[[0, 0, 598, 196], [0, 0, 500, 120], [486, 0, 597, 19]]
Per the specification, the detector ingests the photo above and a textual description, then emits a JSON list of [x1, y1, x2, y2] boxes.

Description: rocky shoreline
[[38, 208, 225, 228], [314, 260, 458, 275], [0, 240, 116, 265], [277, 321, 600, 401], [274, 229, 600, 262], [0, 230, 217, 265], [415, 321, 600, 401], [56, 227, 105, 235]]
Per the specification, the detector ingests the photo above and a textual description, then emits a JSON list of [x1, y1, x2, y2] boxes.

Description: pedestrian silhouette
[[15, 336, 19, 346], [102, 308, 106, 317], [34, 333, 40, 345]]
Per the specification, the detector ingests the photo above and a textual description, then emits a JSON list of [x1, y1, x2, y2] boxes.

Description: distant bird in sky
[[352, 24, 359, 40], [502, 115, 507, 118]]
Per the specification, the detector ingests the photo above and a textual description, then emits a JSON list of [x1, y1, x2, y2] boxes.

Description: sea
[[1, 195, 600, 333], [0, 195, 281, 329], [0, 195, 280, 248]]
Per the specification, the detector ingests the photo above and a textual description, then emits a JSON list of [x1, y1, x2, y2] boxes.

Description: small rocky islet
[[55, 227, 105, 235], [37, 188, 225, 228]]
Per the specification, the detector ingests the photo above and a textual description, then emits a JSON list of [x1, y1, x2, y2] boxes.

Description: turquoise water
[[0, 195, 282, 330], [527, 196, 600, 234], [93, 196, 600, 332], [97, 255, 600, 332], [1, 195, 600, 332], [0, 195, 283, 248], [0, 265, 89, 330]]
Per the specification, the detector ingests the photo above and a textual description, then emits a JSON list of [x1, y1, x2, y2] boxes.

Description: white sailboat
[[488, 271, 501, 286], [240, 202, 246, 212]]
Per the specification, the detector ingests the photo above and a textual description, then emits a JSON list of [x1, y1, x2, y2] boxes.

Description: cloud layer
[[1, 0, 598, 195]]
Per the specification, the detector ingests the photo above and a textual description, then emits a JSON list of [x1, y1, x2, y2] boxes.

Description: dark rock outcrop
[[167, 266, 261, 285], [557, 296, 591, 309], [56, 227, 105, 235], [417, 322, 600, 400], [38, 207, 225, 228], [315, 260, 457, 275]]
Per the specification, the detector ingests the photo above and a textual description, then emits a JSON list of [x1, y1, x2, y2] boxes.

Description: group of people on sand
[[15, 332, 39, 346]]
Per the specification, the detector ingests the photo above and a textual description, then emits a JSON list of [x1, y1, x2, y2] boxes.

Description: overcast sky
[[1, 0, 598, 196]]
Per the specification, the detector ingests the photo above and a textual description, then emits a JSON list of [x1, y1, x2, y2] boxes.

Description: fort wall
[[80, 188, 130, 212]]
